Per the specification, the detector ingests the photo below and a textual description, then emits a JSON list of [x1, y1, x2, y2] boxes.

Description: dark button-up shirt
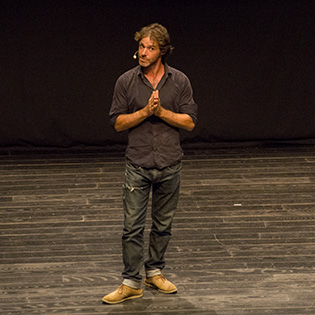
[[109, 64, 197, 169]]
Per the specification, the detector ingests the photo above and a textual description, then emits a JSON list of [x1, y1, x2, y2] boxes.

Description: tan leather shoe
[[102, 284, 143, 304], [144, 274, 177, 294]]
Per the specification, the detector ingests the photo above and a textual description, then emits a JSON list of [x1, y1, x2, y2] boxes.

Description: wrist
[[156, 107, 168, 118], [140, 107, 150, 118]]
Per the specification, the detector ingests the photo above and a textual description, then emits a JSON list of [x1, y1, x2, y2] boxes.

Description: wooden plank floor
[[1, 142, 315, 315]]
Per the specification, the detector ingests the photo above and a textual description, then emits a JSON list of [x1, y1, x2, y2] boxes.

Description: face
[[138, 36, 163, 68]]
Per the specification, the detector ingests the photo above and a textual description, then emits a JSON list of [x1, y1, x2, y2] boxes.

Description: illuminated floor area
[[1, 142, 315, 314]]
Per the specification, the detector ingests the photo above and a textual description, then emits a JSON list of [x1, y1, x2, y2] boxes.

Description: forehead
[[139, 36, 159, 47]]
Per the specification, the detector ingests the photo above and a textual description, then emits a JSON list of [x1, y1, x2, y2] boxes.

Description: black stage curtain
[[1, 0, 315, 147]]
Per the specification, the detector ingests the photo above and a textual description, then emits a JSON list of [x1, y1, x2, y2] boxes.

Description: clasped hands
[[145, 90, 163, 117]]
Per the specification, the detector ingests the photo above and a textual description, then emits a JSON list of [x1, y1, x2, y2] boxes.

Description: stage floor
[[1, 142, 315, 314]]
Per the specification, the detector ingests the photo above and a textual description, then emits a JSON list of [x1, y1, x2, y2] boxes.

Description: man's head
[[134, 23, 174, 61]]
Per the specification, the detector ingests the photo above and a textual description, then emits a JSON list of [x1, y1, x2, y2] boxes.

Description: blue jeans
[[121, 161, 181, 288]]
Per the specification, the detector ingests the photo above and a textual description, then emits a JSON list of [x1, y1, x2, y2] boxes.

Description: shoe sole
[[102, 293, 143, 304], [144, 281, 177, 294]]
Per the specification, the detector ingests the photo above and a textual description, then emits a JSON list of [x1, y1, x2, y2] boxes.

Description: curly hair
[[134, 23, 174, 58]]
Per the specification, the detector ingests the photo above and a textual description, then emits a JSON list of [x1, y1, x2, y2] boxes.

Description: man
[[103, 23, 197, 304]]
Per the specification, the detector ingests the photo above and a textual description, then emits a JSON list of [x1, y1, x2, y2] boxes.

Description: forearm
[[115, 92, 158, 132], [158, 108, 195, 131], [114, 109, 149, 132]]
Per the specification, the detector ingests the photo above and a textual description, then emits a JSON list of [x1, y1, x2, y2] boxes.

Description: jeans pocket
[[167, 161, 182, 173]]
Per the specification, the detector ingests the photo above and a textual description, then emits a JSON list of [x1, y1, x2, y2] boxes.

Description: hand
[[144, 90, 160, 116], [152, 90, 163, 117]]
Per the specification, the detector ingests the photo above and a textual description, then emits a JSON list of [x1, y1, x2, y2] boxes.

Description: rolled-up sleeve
[[179, 75, 198, 125], [109, 75, 128, 129]]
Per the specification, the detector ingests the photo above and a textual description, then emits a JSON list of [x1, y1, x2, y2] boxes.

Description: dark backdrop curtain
[[1, 0, 314, 147]]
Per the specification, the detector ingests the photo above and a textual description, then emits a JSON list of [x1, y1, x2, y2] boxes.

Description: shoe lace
[[118, 284, 125, 294], [157, 274, 166, 282]]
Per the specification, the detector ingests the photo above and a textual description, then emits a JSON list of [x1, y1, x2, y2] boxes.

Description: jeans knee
[[151, 223, 172, 236], [123, 223, 145, 239]]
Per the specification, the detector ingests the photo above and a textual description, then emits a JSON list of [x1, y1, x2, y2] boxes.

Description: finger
[[153, 90, 159, 100]]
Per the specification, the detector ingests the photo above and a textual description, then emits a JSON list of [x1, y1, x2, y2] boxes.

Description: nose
[[140, 48, 147, 56]]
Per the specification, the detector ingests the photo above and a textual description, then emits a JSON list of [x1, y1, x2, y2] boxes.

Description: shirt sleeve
[[179, 75, 198, 125], [108, 74, 129, 129]]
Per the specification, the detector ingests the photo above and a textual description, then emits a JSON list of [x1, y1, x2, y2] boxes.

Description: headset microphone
[[133, 51, 138, 59]]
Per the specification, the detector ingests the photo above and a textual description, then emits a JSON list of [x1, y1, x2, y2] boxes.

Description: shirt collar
[[137, 63, 173, 77]]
